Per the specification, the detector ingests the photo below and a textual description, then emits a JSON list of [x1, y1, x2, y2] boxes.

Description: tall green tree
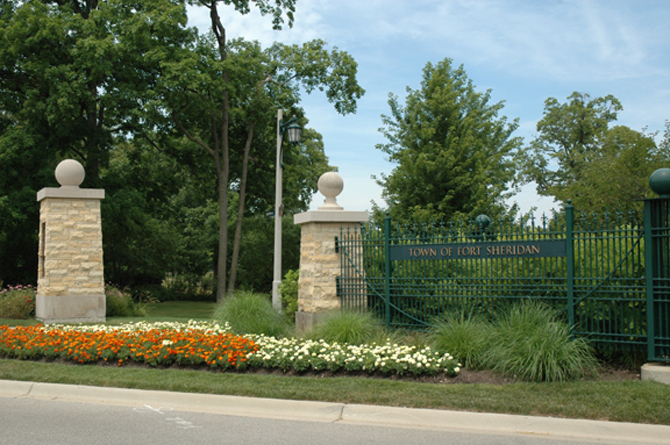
[[100, 139, 217, 287], [0, 0, 195, 285], [521, 92, 669, 214], [155, 1, 365, 299], [375, 58, 522, 223], [544, 125, 669, 216], [522, 92, 623, 199]]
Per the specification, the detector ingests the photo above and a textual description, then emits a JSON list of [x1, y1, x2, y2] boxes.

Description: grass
[[211, 291, 290, 337], [481, 302, 599, 382], [0, 359, 669, 425], [428, 315, 490, 369], [144, 301, 215, 319], [2, 300, 669, 425], [0, 301, 216, 326]]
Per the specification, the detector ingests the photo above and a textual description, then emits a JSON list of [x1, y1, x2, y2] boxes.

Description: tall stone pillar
[[293, 172, 368, 331], [36, 159, 106, 324]]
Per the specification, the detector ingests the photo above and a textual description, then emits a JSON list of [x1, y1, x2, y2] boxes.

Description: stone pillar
[[36, 159, 106, 324], [293, 172, 368, 331]]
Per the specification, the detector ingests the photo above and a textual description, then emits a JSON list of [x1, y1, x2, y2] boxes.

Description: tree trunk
[[209, 1, 231, 302], [227, 121, 256, 295], [216, 160, 229, 301]]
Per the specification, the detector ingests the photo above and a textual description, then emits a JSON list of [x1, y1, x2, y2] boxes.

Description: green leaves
[[521, 92, 669, 214], [522, 92, 623, 197], [376, 58, 521, 223]]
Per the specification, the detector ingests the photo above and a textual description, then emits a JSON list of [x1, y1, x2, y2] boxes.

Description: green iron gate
[[337, 199, 670, 361]]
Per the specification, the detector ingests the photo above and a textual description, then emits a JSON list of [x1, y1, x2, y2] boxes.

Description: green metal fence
[[336, 199, 670, 362]]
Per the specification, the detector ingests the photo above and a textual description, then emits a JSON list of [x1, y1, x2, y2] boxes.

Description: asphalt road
[[1, 380, 669, 445]]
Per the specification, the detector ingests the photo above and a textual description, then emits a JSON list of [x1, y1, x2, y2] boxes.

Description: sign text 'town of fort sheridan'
[[389, 240, 566, 261]]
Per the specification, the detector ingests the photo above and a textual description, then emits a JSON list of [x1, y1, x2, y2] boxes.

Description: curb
[[2, 379, 670, 444]]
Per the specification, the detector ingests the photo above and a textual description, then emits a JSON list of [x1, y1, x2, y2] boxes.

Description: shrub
[[0, 285, 36, 319], [105, 285, 149, 317], [310, 310, 386, 346], [279, 269, 299, 320], [483, 301, 598, 382], [428, 314, 490, 369], [156, 272, 215, 301], [212, 291, 289, 337]]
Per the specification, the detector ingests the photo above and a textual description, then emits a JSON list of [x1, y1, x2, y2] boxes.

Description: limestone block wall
[[38, 197, 104, 297], [296, 221, 343, 314], [293, 210, 368, 331], [36, 180, 106, 323]]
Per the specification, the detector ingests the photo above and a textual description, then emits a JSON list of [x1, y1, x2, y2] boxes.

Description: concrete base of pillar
[[36, 294, 106, 324], [641, 363, 670, 385], [295, 311, 330, 333]]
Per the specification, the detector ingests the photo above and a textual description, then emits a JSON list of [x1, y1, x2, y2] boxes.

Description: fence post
[[565, 200, 575, 331], [384, 213, 392, 327], [292, 172, 368, 331], [643, 199, 655, 361]]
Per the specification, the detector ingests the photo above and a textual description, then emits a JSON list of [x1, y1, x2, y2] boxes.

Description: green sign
[[389, 240, 566, 261]]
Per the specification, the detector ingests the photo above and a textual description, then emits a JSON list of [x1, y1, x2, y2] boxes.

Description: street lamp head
[[285, 118, 302, 145]]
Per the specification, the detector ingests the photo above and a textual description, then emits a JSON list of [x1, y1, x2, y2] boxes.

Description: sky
[[187, 0, 670, 216]]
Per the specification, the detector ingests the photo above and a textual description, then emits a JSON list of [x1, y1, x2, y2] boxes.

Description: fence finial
[[649, 168, 670, 198]]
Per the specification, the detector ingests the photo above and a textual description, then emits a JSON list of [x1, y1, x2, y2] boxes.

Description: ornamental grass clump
[[212, 291, 290, 337], [428, 315, 490, 370], [309, 310, 385, 345], [483, 301, 598, 382], [0, 285, 36, 319]]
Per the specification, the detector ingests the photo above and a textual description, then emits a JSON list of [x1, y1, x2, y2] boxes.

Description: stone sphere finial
[[475, 214, 491, 230], [55, 159, 85, 188], [317, 171, 344, 210], [649, 168, 670, 198]]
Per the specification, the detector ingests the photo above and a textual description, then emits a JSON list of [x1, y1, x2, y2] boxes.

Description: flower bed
[[0, 321, 460, 376], [0, 321, 256, 369], [247, 335, 460, 376]]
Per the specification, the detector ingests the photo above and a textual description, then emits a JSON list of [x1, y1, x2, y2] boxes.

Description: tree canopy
[[375, 58, 522, 223], [521, 92, 622, 199], [0, 0, 364, 296], [520, 92, 669, 216]]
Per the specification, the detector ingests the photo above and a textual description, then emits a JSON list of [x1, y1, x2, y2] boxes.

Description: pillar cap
[[317, 172, 344, 210], [55, 159, 85, 188], [294, 210, 368, 225]]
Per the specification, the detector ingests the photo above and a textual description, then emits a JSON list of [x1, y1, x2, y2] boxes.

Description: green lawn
[[1, 359, 669, 425], [2, 301, 670, 425], [0, 301, 216, 326], [145, 301, 215, 319]]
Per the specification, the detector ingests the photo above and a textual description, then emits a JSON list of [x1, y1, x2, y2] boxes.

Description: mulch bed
[[220, 364, 641, 385]]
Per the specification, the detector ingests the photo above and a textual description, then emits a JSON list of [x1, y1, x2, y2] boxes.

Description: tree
[[521, 93, 670, 214], [522, 92, 623, 199], [100, 139, 217, 288], [0, 0, 195, 183], [0, 0, 195, 285], [548, 125, 669, 217], [0, 0, 362, 296], [154, 2, 365, 300], [375, 58, 522, 223]]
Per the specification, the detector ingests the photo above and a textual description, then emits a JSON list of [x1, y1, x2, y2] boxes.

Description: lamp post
[[272, 107, 302, 310]]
